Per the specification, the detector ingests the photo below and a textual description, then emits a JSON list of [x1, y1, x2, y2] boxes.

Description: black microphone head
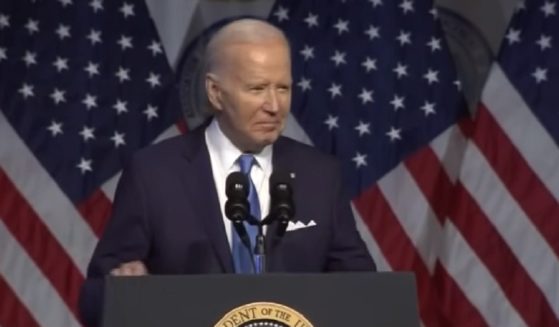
[[225, 199, 249, 222], [269, 170, 292, 199], [225, 172, 249, 222], [226, 172, 249, 199], [269, 170, 294, 221]]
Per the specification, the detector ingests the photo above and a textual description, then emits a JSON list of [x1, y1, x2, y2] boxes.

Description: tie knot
[[238, 154, 256, 175]]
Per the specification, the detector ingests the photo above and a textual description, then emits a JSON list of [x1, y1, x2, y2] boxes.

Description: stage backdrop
[[3, 1, 559, 327]]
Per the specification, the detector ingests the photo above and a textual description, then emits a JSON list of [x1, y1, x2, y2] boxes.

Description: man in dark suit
[[79, 18, 375, 326]]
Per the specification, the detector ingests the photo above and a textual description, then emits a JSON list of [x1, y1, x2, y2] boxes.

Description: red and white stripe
[[349, 62, 559, 326], [0, 110, 183, 327]]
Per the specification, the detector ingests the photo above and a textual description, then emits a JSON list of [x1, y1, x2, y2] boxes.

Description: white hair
[[205, 18, 290, 75]]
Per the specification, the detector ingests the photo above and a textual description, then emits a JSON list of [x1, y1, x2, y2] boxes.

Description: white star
[[390, 95, 405, 111], [330, 50, 346, 66], [399, 0, 414, 13], [82, 93, 98, 109], [420, 101, 436, 116], [532, 67, 548, 83], [111, 131, 126, 148], [22, 51, 37, 66], [505, 28, 521, 45], [541, 1, 556, 17], [368, 0, 383, 7], [536, 35, 552, 50], [47, 120, 63, 136], [58, 0, 72, 7], [84, 61, 100, 77], [454, 79, 462, 90], [55, 24, 70, 40], [273, 6, 289, 22], [115, 67, 130, 82], [387, 127, 402, 141], [324, 114, 339, 130], [50, 88, 66, 104], [18, 83, 34, 99], [328, 83, 342, 98], [146, 72, 161, 88], [352, 152, 367, 168], [77, 158, 93, 174], [0, 14, 10, 30], [89, 0, 103, 12], [87, 29, 102, 45], [0, 47, 6, 62], [355, 121, 371, 136], [53, 57, 68, 72], [361, 57, 377, 72], [297, 77, 311, 92], [120, 2, 135, 18], [396, 30, 411, 45], [117, 35, 133, 50], [304, 13, 318, 28], [79, 126, 95, 142], [25, 19, 39, 34], [427, 37, 442, 51], [113, 99, 128, 115], [393, 63, 408, 78], [424, 69, 439, 84], [358, 88, 374, 104], [148, 41, 163, 56], [333, 19, 349, 35], [300, 45, 314, 61], [364, 25, 380, 40], [429, 7, 439, 18], [144, 105, 158, 121]]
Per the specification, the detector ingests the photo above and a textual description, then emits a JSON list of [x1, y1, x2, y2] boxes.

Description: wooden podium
[[101, 272, 419, 326]]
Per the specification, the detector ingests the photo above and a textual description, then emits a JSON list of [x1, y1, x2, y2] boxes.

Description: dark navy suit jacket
[[79, 124, 375, 326]]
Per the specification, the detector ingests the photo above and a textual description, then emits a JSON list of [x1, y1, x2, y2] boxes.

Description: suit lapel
[[178, 126, 234, 273]]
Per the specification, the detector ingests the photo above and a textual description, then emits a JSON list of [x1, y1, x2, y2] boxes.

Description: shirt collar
[[205, 118, 272, 173]]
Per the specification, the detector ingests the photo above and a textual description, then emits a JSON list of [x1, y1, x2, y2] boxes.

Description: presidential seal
[[214, 302, 313, 327]]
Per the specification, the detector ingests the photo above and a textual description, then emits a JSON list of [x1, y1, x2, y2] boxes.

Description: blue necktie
[[232, 154, 261, 274]]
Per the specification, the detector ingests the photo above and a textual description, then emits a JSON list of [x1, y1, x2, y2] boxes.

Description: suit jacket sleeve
[[324, 161, 377, 272], [79, 158, 151, 327]]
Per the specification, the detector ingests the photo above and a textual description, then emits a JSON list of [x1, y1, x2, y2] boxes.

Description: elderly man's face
[[209, 39, 292, 152]]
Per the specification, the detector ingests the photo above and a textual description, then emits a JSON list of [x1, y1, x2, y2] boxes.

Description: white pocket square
[[286, 219, 317, 232]]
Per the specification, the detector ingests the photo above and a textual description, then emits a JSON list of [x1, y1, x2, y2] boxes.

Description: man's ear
[[205, 73, 223, 112]]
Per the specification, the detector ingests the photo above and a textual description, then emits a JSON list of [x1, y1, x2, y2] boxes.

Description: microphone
[[269, 170, 295, 238], [225, 172, 251, 250]]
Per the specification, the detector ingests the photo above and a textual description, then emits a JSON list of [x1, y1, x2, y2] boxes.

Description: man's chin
[[248, 134, 280, 152]]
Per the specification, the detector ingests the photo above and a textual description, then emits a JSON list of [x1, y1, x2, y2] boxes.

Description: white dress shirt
[[205, 119, 273, 248]]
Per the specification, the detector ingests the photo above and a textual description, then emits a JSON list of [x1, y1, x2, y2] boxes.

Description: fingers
[[110, 260, 148, 276]]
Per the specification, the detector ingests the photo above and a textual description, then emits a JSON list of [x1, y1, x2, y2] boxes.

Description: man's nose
[[263, 89, 280, 112]]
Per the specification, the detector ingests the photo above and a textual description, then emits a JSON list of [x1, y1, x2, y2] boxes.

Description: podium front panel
[[103, 272, 419, 327]]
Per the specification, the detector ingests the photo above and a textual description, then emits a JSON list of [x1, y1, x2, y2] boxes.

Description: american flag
[[0, 0, 181, 326], [449, 0, 559, 325], [270, 0, 559, 326]]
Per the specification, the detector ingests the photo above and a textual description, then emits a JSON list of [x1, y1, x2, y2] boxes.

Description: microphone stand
[[253, 224, 266, 274], [248, 214, 281, 274]]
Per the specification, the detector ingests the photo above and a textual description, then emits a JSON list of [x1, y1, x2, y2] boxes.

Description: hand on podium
[[110, 261, 148, 276]]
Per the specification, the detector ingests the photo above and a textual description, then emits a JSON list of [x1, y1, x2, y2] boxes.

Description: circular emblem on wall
[[214, 302, 314, 327], [437, 7, 494, 111], [177, 19, 239, 131]]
